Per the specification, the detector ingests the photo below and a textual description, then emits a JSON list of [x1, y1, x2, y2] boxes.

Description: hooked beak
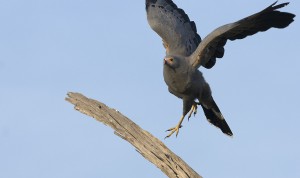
[[164, 58, 172, 66], [164, 58, 176, 72]]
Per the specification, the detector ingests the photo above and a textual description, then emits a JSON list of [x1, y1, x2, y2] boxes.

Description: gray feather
[[146, 0, 201, 56], [190, 1, 295, 69]]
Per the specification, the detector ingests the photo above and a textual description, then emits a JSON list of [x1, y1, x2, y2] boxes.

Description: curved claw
[[165, 125, 182, 139], [165, 115, 185, 139], [165, 128, 177, 139]]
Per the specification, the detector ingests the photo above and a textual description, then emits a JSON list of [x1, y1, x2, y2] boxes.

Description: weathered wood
[[66, 92, 202, 178]]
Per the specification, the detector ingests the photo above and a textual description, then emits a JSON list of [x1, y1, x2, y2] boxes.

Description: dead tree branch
[[66, 92, 202, 178]]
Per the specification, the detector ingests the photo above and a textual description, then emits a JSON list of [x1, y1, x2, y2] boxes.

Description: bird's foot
[[165, 125, 182, 139], [165, 115, 185, 139], [187, 102, 198, 121]]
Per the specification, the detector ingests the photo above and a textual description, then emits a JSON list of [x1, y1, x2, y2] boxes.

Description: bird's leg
[[187, 102, 198, 121], [165, 115, 185, 139], [165, 99, 193, 139]]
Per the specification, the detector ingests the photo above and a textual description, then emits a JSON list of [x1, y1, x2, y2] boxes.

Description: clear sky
[[0, 0, 299, 178]]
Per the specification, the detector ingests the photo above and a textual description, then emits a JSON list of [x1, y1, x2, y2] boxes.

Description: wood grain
[[66, 92, 202, 178]]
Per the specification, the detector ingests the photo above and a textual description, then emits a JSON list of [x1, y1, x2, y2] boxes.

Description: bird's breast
[[163, 66, 191, 94]]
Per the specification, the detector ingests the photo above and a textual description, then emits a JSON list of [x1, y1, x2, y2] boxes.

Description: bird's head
[[163, 56, 181, 69]]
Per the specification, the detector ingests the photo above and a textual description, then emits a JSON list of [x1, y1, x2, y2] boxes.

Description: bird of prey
[[145, 0, 295, 138]]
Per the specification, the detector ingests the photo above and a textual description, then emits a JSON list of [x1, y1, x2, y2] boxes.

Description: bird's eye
[[170, 58, 173, 62]]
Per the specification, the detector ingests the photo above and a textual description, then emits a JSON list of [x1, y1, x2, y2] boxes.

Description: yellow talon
[[165, 115, 185, 138], [187, 103, 198, 121]]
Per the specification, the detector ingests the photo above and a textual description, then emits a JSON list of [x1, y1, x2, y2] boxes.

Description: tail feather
[[201, 102, 233, 136]]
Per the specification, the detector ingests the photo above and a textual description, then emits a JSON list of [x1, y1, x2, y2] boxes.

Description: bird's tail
[[201, 100, 233, 136]]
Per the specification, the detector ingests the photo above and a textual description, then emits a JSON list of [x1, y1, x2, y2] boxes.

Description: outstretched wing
[[189, 1, 295, 69], [146, 0, 201, 56]]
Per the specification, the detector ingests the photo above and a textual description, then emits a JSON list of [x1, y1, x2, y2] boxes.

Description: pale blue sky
[[0, 0, 299, 178]]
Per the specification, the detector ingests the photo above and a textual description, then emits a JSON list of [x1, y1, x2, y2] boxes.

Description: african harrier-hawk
[[146, 0, 295, 138]]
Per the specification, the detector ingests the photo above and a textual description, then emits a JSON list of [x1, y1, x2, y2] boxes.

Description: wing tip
[[270, 1, 291, 10]]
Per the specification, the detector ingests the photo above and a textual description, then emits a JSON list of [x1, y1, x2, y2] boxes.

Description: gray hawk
[[145, 0, 295, 138]]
